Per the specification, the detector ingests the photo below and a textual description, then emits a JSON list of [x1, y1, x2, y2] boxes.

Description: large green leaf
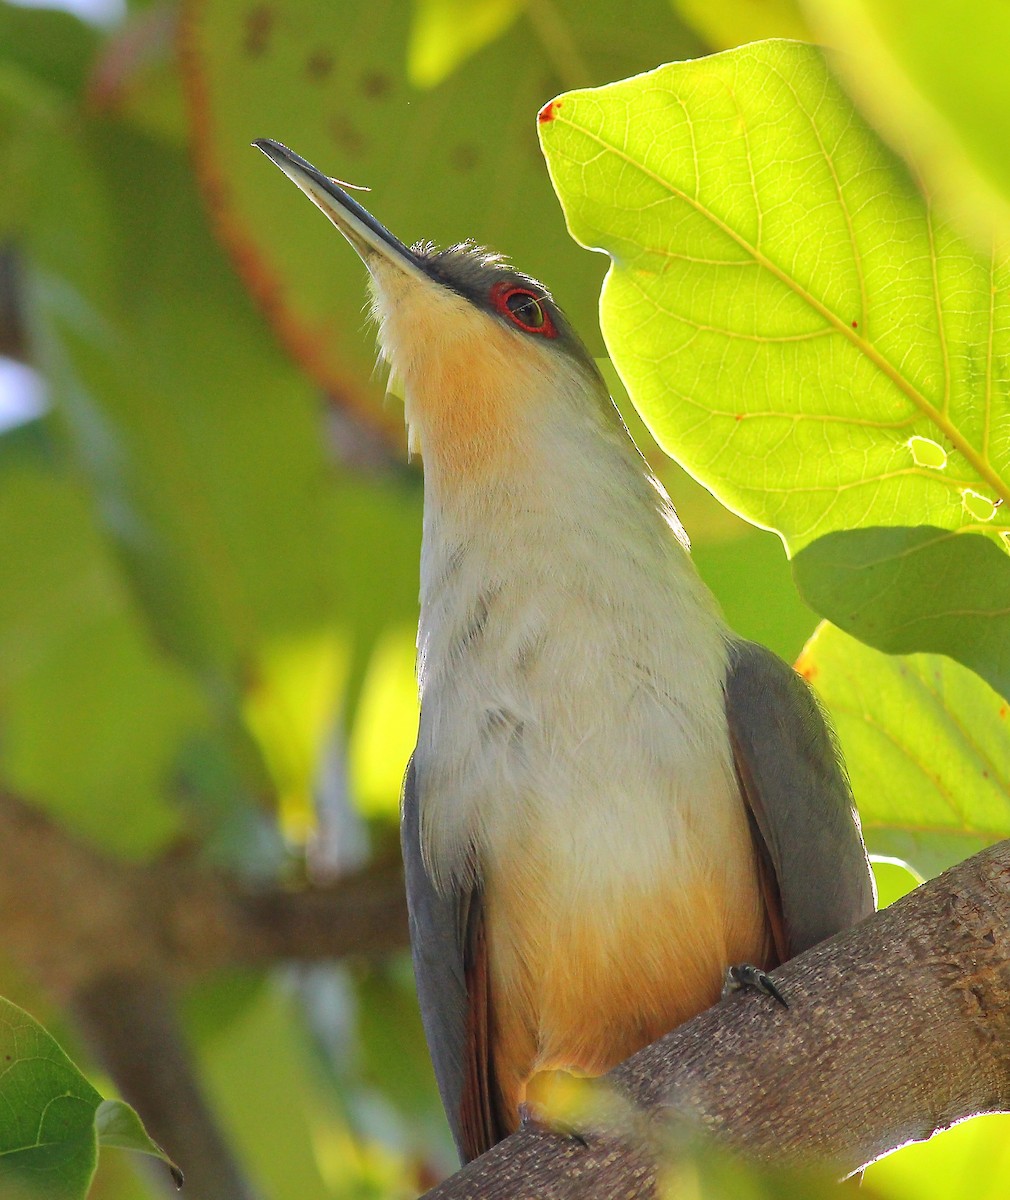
[[804, 0, 1010, 244], [0, 996, 178, 1200], [793, 526, 1010, 704], [798, 624, 1010, 878], [180, 0, 701, 427], [537, 41, 1010, 555]]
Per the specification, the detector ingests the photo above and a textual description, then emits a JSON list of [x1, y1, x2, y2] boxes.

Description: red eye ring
[[490, 283, 558, 338]]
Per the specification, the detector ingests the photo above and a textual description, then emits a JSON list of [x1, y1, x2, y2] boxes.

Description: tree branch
[[0, 792, 408, 999], [424, 841, 1010, 1199]]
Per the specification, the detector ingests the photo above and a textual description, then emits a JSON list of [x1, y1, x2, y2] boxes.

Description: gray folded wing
[[724, 638, 875, 957], [401, 755, 500, 1162]]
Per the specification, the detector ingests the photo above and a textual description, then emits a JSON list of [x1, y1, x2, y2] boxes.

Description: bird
[[255, 137, 876, 1165]]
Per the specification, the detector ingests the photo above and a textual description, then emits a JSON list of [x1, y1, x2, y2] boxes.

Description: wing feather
[[401, 756, 505, 1162], [724, 639, 875, 957]]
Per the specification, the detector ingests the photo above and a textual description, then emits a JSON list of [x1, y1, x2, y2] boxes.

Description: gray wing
[[401, 755, 500, 1162], [724, 639, 875, 959]]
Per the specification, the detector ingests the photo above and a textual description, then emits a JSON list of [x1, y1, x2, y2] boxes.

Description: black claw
[[723, 963, 789, 1009]]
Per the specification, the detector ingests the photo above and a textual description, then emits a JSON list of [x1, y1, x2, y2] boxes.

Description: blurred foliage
[[804, 0, 1010, 248], [0, 0, 1007, 1197]]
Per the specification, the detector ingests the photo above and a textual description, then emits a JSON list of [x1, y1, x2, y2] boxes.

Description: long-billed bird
[[255, 137, 875, 1164]]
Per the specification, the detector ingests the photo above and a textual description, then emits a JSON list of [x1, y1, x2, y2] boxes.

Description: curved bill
[[253, 138, 425, 280]]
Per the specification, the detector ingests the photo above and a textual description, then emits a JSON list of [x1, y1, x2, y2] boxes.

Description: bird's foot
[[722, 963, 789, 1009], [518, 1100, 589, 1149]]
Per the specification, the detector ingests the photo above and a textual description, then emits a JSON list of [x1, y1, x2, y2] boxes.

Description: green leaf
[[407, 0, 521, 88], [538, 40, 1010, 554], [180, 0, 701, 418], [184, 976, 338, 1200], [798, 624, 1010, 878], [871, 857, 922, 909], [0, 997, 100, 1200], [348, 627, 419, 819], [0, 4, 99, 99], [866, 1112, 1010, 1200], [95, 1101, 182, 1189], [0, 997, 177, 1199], [793, 526, 1010, 703], [804, 0, 1010, 244]]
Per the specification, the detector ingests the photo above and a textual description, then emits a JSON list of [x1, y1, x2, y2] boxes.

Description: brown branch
[[0, 792, 408, 998], [424, 840, 1010, 1199]]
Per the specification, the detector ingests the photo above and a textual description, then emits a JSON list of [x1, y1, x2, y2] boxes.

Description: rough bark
[[423, 841, 1010, 1198]]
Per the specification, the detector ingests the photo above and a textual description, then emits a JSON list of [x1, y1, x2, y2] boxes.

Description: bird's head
[[255, 139, 611, 489]]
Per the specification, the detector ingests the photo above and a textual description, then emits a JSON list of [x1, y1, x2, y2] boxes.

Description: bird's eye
[[506, 292, 545, 328], [490, 283, 558, 337]]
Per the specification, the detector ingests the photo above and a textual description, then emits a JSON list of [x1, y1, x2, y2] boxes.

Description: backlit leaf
[[538, 41, 1010, 554]]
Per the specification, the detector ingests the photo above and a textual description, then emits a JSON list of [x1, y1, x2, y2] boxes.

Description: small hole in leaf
[[907, 435, 947, 469], [962, 489, 996, 521]]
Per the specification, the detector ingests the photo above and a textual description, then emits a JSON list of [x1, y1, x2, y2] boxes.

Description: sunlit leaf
[[866, 1113, 1010, 1200], [804, 0, 1010, 245], [348, 627, 418, 819], [601, 359, 818, 661], [538, 41, 1010, 555], [793, 526, 1010, 703], [407, 0, 520, 88], [870, 857, 922, 909], [798, 624, 1010, 878], [181, 0, 701, 429]]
